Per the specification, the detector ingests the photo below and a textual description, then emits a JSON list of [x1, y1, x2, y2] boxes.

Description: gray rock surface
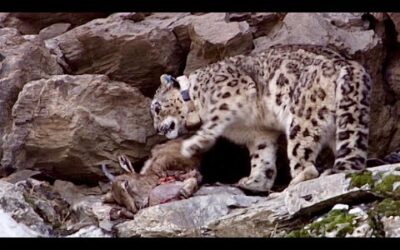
[[1, 74, 162, 182], [0, 28, 63, 171], [46, 14, 185, 96]]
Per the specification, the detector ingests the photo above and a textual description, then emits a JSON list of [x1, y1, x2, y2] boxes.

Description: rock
[[347, 223, 373, 237], [369, 100, 400, 157], [0, 13, 110, 34], [224, 13, 252, 22], [17, 179, 82, 234], [142, 13, 194, 54], [385, 49, 400, 98], [116, 164, 400, 237], [0, 27, 63, 174], [371, 13, 389, 22], [108, 12, 147, 23], [38, 23, 71, 40], [387, 13, 400, 42], [52, 180, 115, 232], [252, 13, 379, 55], [287, 206, 373, 237], [383, 151, 400, 164], [0, 209, 44, 237], [0, 180, 52, 236], [21, 34, 39, 43], [226, 12, 285, 38], [1, 169, 42, 184], [348, 207, 368, 217], [0, 178, 117, 237], [66, 225, 112, 237], [46, 14, 185, 96], [320, 13, 369, 30], [1, 74, 162, 183], [381, 216, 400, 237], [116, 193, 264, 237], [184, 13, 254, 74], [331, 204, 350, 211], [193, 185, 245, 196], [210, 165, 400, 238], [53, 180, 103, 205]]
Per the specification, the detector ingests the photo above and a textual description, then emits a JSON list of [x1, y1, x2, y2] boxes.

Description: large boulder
[[252, 13, 377, 55], [46, 14, 186, 96], [0, 28, 63, 172], [138, 13, 194, 54], [38, 23, 72, 40], [225, 12, 285, 38], [381, 48, 400, 154], [387, 13, 400, 42], [1, 74, 163, 183], [0, 13, 110, 34], [184, 13, 254, 74]]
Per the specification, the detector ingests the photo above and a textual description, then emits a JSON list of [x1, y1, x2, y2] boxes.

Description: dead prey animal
[[102, 138, 202, 216]]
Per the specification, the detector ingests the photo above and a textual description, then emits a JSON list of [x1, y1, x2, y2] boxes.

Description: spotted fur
[[150, 44, 371, 192]]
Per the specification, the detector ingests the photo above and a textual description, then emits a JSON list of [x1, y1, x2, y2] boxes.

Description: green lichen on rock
[[347, 170, 400, 198], [285, 209, 357, 237], [286, 228, 311, 238], [308, 210, 356, 237], [373, 174, 400, 194], [22, 192, 36, 208], [365, 198, 400, 237], [347, 171, 374, 189], [374, 198, 400, 217]]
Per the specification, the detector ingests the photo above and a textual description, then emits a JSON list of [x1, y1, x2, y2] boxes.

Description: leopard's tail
[[333, 61, 372, 172]]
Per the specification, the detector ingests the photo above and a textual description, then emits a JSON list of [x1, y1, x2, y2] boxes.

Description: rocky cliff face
[[0, 12, 400, 237]]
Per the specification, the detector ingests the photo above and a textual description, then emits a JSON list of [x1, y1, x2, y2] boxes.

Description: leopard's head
[[150, 75, 193, 139]]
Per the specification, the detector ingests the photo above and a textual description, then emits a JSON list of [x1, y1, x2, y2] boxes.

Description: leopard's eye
[[154, 106, 161, 114], [153, 102, 161, 114]]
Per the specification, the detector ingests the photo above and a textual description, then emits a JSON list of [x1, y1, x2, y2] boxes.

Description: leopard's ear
[[160, 74, 180, 89]]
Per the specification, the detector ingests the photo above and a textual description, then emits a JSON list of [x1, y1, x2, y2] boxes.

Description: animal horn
[[118, 155, 135, 173], [101, 164, 115, 182]]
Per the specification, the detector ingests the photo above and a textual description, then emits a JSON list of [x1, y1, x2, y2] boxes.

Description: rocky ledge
[[1, 164, 400, 237]]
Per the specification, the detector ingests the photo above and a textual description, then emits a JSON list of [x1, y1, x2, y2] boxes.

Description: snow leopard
[[150, 44, 371, 192]]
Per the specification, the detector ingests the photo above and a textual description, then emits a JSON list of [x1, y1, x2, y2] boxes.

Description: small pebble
[[331, 204, 349, 211]]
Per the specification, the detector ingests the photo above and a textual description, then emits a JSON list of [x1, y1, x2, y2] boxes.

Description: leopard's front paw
[[237, 175, 272, 192], [289, 166, 319, 186], [181, 138, 201, 158]]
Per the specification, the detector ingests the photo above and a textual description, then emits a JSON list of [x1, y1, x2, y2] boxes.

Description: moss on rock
[[286, 209, 357, 237], [347, 171, 374, 189], [308, 210, 356, 237], [373, 174, 400, 194], [374, 198, 400, 217], [286, 228, 312, 238], [347, 170, 400, 198]]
